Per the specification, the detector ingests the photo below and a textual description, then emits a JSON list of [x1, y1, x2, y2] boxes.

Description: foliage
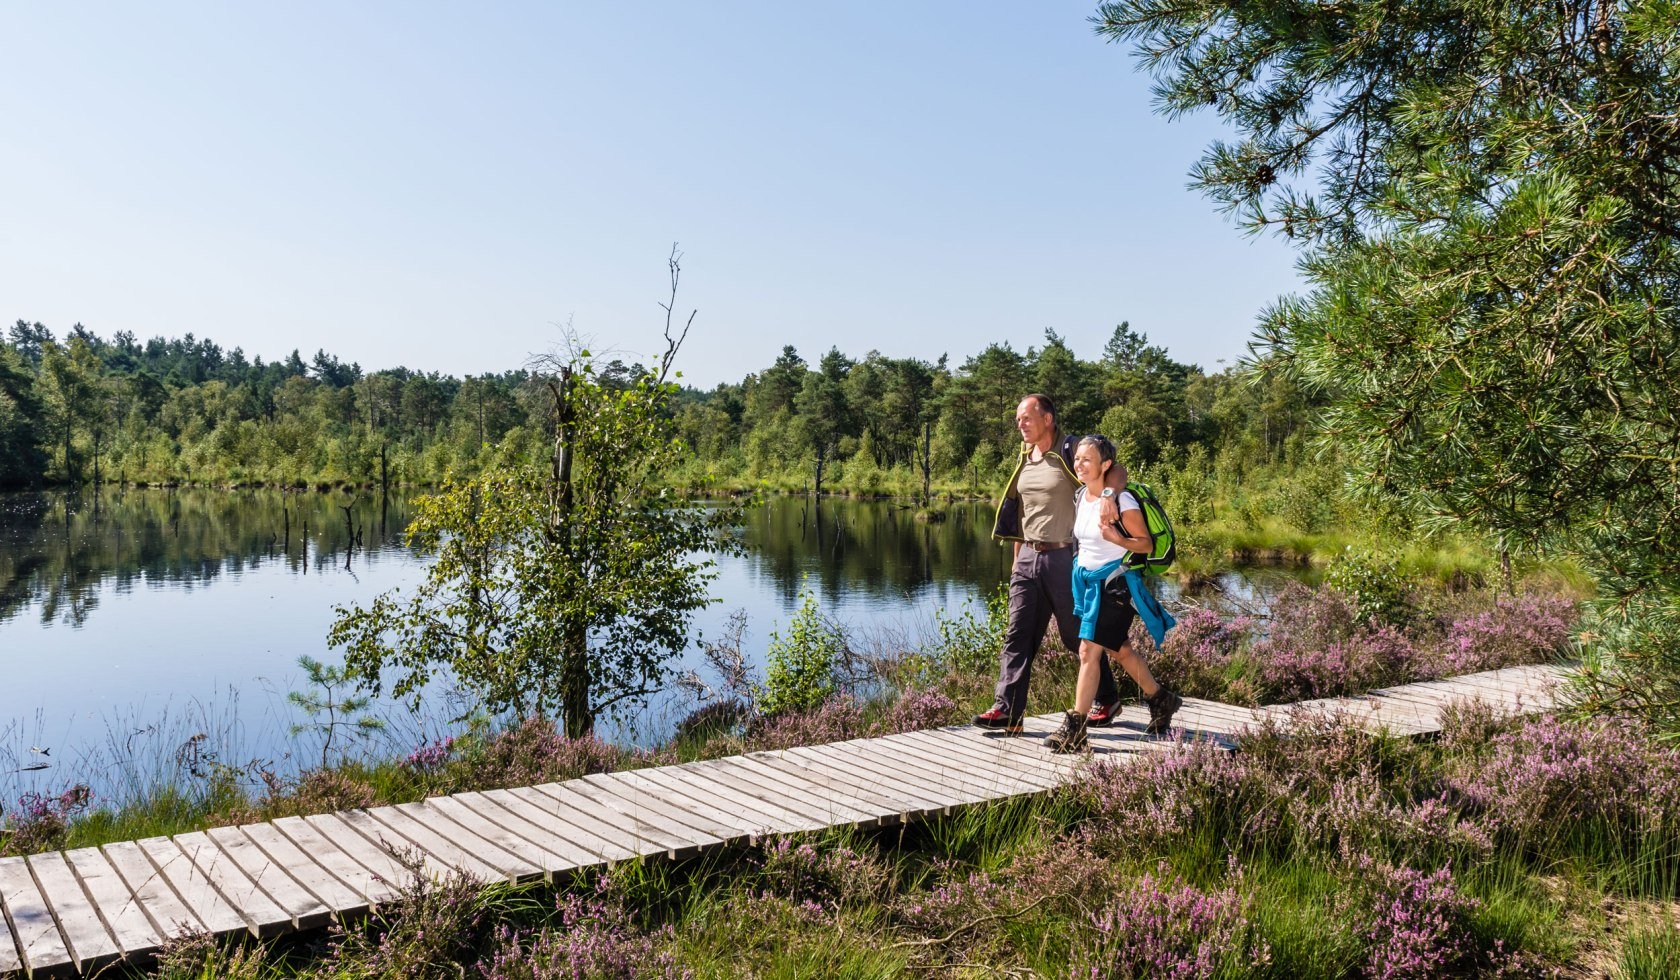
[[287, 654, 385, 769], [1616, 919, 1680, 980], [330, 351, 735, 736], [757, 590, 847, 716], [930, 584, 1009, 675], [1097, 0, 1680, 729], [0, 783, 91, 856], [1324, 547, 1413, 627], [1073, 862, 1270, 979]]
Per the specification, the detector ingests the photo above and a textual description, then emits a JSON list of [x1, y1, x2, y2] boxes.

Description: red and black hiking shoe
[[1086, 698, 1121, 728], [973, 705, 1024, 734]]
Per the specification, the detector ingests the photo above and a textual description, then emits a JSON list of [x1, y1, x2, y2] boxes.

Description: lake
[[0, 488, 1024, 797], [0, 487, 1292, 800]]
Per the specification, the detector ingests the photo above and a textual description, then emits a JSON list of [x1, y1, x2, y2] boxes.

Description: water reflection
[[736, 498, 1010, 605], [0, 488, 1298, 797], [0, 488, 420, 628]]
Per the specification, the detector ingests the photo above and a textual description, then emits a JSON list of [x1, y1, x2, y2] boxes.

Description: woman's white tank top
[[1073, 489, 1140, 571]]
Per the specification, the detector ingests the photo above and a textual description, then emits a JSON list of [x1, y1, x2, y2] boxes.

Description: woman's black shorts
[[1090, 575, 1137, 651]]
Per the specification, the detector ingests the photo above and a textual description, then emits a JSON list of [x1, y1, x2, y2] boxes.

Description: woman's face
[[1073, 443, 1109, 488]]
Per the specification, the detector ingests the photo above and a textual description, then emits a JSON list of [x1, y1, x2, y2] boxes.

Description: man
[[974, 394, 1126, 733]]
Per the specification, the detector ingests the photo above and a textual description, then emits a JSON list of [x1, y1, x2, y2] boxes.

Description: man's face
[[1016, 397, 1049, 445]]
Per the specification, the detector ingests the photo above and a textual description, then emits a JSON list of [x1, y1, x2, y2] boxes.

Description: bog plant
[[930, 584, 1008, 675], [758, 590, 846, 716], [287, 654, 385, 769], [1325, 546, 1412, 626]]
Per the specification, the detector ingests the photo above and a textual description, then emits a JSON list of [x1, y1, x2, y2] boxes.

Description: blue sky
[[2, 2, 1302, 388]]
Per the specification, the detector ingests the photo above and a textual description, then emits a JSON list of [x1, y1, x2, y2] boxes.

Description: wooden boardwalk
[[0, 663, 1572, 976]]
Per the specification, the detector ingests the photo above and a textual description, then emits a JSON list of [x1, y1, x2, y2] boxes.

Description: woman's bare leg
[[1113, 642, 1162, 700], [1074, 641, 1111, 715]]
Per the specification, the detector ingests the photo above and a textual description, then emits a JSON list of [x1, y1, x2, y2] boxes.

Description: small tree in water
[[331, 251, 736, 736]]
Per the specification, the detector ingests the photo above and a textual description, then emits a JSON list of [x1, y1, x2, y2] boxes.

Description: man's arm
[[1096, 463, 1130, 526]]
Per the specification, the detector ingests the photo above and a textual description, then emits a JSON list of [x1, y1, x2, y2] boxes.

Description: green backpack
[[1122, 482, 1176, 574]]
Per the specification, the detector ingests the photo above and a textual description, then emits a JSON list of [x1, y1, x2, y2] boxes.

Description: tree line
[[0, 318, 1317, 496]]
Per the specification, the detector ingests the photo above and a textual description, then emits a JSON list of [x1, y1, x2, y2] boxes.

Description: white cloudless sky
[[2, 2, 1304, 388]]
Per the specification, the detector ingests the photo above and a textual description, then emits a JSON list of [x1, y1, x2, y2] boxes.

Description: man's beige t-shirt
[[1015, 450, 1079, 544]]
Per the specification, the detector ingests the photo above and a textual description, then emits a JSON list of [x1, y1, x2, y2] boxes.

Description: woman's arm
[[1101, 504, 1153, 554]]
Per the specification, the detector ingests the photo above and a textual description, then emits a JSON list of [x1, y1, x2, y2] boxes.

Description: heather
[[14, 578, 1667, 978], [1132, 582, 1578, 707], [93, 707, 1680, 978]]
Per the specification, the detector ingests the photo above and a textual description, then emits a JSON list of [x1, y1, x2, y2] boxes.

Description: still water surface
[[0, 489, 1019, 795]]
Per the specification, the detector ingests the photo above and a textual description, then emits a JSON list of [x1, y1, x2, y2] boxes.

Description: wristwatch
[[1100, 488, 1115, 498]]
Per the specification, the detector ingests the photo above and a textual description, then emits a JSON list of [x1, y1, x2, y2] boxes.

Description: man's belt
[[1023, 540, 1070, 553]]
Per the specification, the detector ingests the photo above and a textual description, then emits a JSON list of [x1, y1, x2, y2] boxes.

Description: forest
[[0, 318, 1315, 504]]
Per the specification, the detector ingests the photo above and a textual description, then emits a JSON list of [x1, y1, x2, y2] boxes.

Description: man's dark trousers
[[993, 545, 1121, 718]]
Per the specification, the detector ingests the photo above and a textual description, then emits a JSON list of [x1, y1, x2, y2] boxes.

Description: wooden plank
[[0, 855, 71, 976], [505, 785, 659, 860], [780, 739, 960, 807], [100, 841, 203, 940], [735, 756, 920, 823], [1176, 699, 1268, 732], [170, 831, 292, 936], [417, 797, 572, 879], [1087, 727, 1206, 758], [473, 790, 635, 867], [237, 822, 370, 915], [62, 847, 159, 960], [1368, 688, 1470, 713], [320, 810, 457, 884], [1293, 698, 1432, 735], [1419, 674, 1542, 701], [1399, 679, 1531, 711], [528, 782, 692, 856], [723, 756, 890, 825], [135, 836, 251, 937], [676, 759, 869, 828], [929, 722, 1095, 773], [871, 731, 1061, 793], [351, 807, 507, 883], [760, 746, 957, 818], [1364, 692, 1447, 720], [26, 850, 121, 972], [609, 769, 778, 839], [633, 764, 827, 834], [202, 827, 332, 929], [583, 772, 752, 845], [732, 753, 914, 823], [905, 730, 1073, 788], [787, 743, 966, 811], [850, 737, 1033, 801], [580, 775, 742, 848], [278, 815, 409, 905], [1364, 697, 1444, 729], [387, 802, 540, 881], [908, 727, 1071, 781], [827, 737, 1003, 804], [450, 792, 609, 868], [0, 888, 22, 975], [1352, 701, 1440, 735]]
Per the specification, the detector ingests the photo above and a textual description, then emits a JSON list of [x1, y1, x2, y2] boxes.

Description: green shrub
[[758, 590, 846, 715], [931, 585, 1007, 675], [1326, 546, 1413, 626]]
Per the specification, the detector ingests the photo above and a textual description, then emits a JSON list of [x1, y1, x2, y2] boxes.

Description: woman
[[1044, 434, 1182, 753]]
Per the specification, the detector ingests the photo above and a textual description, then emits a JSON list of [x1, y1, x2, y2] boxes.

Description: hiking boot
[[1145, 687, 1183, 736], [1044, 710, 1089, 754], [1087, 697, 1121, 728], [973, 705, 1024, 734]]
